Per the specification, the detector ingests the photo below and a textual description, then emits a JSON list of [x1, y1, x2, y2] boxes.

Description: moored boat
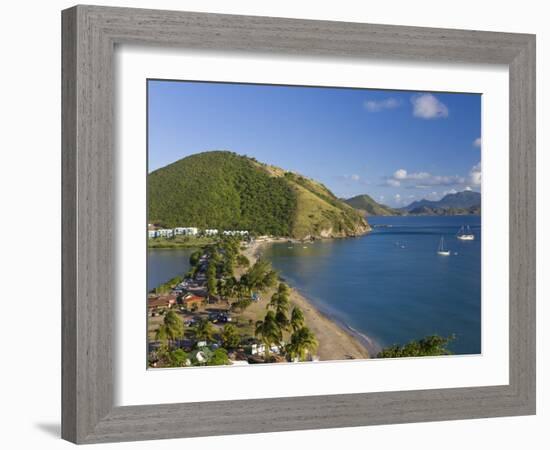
[[437, 236, 451, 256], [457, 225, 475, 241]]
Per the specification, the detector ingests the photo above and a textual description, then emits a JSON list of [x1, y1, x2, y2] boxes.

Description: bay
[[262, 215, 481, 355]]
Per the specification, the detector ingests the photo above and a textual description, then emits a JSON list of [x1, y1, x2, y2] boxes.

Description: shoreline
[[242, 238, 376, 360]]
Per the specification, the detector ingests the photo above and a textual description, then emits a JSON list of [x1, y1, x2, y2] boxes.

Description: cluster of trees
[[255, 282, 318, 362], [189, 238, 277, 306], [160, 346, 230, 367], [376, 335, 455, 358], [148, 151, 297, 235], [187, 237, 242, 299], [211, 258, 279, 311], [152, 237, 320, 367], [152, 312, 231, 367]]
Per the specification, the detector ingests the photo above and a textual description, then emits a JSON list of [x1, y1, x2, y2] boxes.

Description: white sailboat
[[437, 236, 451, 256], [457, 225, 475, 241]]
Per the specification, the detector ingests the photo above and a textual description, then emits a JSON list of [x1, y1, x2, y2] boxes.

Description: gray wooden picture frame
[[62, 5, 536, 444]]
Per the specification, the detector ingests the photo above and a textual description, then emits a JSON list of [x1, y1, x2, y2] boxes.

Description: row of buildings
[[147, 225, 249, 239]]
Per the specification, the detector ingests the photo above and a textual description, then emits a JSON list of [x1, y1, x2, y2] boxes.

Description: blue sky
[[148, 80, 481, 207]]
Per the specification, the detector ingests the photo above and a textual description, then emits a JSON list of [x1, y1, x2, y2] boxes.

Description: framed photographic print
[[62, 5, 536, 444]]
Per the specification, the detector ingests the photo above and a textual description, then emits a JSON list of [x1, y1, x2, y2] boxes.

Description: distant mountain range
[[401, 190, 481, 213], [344, 190, 481, 217], [148, 151, 370, 239], [407, 204, 481, 216]]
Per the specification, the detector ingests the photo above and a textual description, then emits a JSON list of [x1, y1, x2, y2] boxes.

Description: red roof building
[[148, 294, 177, 310], [182, 293, 206, 308]]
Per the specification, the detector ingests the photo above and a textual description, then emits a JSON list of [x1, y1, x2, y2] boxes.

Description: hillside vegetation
[[344, 194, 402, 216], [148, 151, 370, 239]]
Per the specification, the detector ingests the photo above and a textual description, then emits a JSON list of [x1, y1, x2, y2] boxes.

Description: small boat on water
[[437, 236, 451, 256], [457, 225, 475, 240]]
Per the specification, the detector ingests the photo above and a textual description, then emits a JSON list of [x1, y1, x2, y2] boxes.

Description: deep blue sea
[[263, 216, 481, 355]]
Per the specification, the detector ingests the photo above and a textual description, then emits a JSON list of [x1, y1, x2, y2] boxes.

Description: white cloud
[[442, 189, 458, 196], [411, 93, 449, 119], [469, 162, 482, 186], [393, 169, 408, 179], [387, 168, 463, 187], [473, 137, 482, 148], [350, 174, 360, 181], [386, 179, 401, 187], [465, 186, 472, 191], [364, 98, 401, 112]]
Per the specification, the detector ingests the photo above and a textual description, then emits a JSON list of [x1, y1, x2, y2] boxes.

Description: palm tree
[[290, 306, 305, 332], [155, 324, 169, 351], [221, 323, 240, 349], [163, 310, 184, 345], [194, 318, 215, 342], [245, 259, 278, 292], [255, 311, 282, 359], [267, 283, 291, 329], [235, 277, 250, 300], [287, 326, 318, 362], [275, 309, 290, 330], [267, 284, 290, 313], [277, 282, 290, 296]]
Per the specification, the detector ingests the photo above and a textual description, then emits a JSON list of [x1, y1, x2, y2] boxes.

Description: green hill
[[148, 151, 370, 239], [344, 194, 402, 216]]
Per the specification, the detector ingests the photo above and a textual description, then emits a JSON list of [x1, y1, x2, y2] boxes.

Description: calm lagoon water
[[263, 216, 481, 355], [147, 248, 195, 291]]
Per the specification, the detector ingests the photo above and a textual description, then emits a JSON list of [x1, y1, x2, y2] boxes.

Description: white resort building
[[174, 227, 199, 236], [222, 230, 249, 236], [157, 229, 174, 238], [148, 226, 248, 239]]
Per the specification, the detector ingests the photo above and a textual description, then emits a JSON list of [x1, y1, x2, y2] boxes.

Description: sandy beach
[[241, 238, 373, 361]]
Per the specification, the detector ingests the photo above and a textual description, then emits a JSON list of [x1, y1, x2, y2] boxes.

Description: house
[[250, 342, 283, 356], [222, 230, 249, 236], [250, 343, 264, 355], [174, 227, 198, 236], [148, 230, 158, 238], [182, 293, 206, 309], [204, 229, 218, 236], [157, 228, 174, 238], [147, 294, 177, 311]]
